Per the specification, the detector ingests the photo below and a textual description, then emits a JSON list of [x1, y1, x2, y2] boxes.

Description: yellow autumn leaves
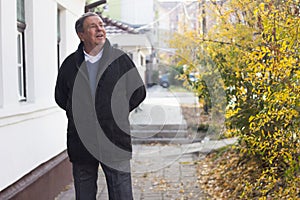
[[170, 0, 300, 198]]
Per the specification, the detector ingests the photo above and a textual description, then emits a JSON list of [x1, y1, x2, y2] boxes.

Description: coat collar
[[75, 39, 113, 68], [73, 39, 125, 85]]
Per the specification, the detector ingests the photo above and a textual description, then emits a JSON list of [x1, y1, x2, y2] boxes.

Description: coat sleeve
[[123, 55, 146, 112], [55, 60, 69, 111]]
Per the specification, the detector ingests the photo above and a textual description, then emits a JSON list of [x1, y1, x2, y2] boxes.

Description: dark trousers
[[72, 160, 133, 200]]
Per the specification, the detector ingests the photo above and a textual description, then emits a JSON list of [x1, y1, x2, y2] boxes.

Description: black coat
[[55, 40, 146, 164]]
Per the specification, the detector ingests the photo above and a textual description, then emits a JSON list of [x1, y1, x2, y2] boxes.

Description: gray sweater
[[86, 59, 101, 97]]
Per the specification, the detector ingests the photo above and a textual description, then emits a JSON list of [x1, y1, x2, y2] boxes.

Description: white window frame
[[17, 0, 27, 102], [17, 31, 26, 101], [57, 8, 61, 70]]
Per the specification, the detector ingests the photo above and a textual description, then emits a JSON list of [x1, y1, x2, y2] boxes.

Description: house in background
[[108, 33, 151, 84], [101, 0, 154, 26], [0, 0, 85, 199], [100, 15, 152, 85], [99, 0, 157, 86]]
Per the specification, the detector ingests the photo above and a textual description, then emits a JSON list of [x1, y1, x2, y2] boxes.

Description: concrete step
[[130, 123, 187, 131], [131, 123, 188, 139], [131, 129, 188, 138], [131, 123, 191, 144], [132, 137, 201, 144]]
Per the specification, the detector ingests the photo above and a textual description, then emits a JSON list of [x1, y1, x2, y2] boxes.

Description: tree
[[170, 0, 300, 198]]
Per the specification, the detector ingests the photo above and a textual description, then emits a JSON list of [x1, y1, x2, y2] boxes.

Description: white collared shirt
[[84, 49, 104, 63]]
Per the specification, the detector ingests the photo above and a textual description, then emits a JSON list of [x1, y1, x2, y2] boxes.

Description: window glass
[[17, 34, 21, 64], [17, 0, 25, 23]]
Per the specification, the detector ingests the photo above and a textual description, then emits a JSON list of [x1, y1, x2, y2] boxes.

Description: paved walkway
[[55, 144, 209, 200], [55, 86, 235, 200], [130, 86, 198, 125], [130, 86, 200, 144]]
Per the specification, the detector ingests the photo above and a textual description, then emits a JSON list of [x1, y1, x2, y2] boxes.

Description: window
[[127, 52, 133, 60], [17, 0, 25, 24], [57, 9, 61, 69], [140, 55, 144, 66], [17, 0, 26, 101], [17, 32, 26, 100]]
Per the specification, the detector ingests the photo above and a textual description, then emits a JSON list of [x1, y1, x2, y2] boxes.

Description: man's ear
[[77, 32, 84, 42]]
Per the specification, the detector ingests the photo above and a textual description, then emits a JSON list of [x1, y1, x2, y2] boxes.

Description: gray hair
[[75, 12, 101, 33]]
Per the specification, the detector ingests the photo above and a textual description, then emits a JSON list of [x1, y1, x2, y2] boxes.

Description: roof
[[101, 16, 139, 36], [96, 13, 151, 49]]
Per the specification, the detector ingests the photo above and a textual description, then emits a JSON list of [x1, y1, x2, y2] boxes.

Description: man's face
[[78, 15, 106, 51]]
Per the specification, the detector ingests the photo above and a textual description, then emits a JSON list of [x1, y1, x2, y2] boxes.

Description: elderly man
[[55, 12, 146, 200]]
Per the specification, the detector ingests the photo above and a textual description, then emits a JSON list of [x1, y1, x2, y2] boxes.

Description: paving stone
[[55, 87, 213, 200]]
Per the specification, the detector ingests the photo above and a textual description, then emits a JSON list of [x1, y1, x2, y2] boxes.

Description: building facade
[[108, 33, 151, 84], [0, 0, 85, 199], [102, 0, 154, 26]]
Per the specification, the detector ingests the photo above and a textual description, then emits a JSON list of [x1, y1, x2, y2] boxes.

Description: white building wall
[[136, 52, 147, 83], [126, 47, 148, 84], [109, 34, 151, 84], [0, 0, 19, 109], [120, 0, 154, 25], [59, 9, 82, 65], [57, 0, 85, 61], [0, 0, 85, 191], [30, 0, 58, 104]]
